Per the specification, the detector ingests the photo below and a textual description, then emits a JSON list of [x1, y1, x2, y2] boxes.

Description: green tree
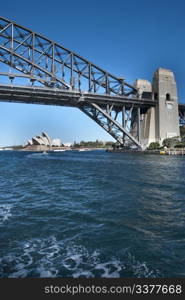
[[174, 141, 185, 148], [182, 136, 185, 143], [162, 137, 179, 148], [148, 142, 160, 150]]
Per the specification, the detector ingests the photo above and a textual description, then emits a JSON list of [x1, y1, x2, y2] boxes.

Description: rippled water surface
[[0, 150, 185, 278]]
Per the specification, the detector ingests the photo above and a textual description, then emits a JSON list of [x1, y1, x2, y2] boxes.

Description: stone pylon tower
[[136, 68, 180, 148], [153, 68, 180, 143], [134, 79, 155, 147]]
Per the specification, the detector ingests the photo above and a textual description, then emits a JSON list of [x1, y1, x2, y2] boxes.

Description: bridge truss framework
[[0, 16, 184, 148]]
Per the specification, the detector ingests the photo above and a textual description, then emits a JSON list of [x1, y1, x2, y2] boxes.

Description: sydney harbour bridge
[[0, 16, 185, 149]]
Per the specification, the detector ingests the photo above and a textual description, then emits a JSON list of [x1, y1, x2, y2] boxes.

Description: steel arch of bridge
[[0, 16, 138, 95], [0, 16, 146, 148]]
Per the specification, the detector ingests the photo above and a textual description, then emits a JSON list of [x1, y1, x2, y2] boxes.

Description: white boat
[[42, 151, 48, 154], [53, 149, 66, 152], [78, 148, 88, 151]]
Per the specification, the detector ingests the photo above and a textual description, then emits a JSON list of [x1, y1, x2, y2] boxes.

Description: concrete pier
[[135, 68, 180, 149]]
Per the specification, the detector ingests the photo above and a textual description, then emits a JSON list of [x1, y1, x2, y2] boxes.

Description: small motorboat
[[53, 149, 66, 152], [78, 148, 88, 151], [42, 151, 48, 154]]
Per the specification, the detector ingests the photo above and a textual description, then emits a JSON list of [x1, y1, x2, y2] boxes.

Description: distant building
[[63, 143, 72, 147], [25, 132, 64, 150], [52, 138, 62, 147], [27, 132, 52, 146]]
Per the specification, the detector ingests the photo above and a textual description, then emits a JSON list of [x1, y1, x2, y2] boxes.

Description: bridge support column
[[137, 107, 140, 142], [140, 107, 156, 148], [135, 69, 180, 148], [153, 68, 180, 144], [122, 106, 125, 144], [134, 79, 154, 148]]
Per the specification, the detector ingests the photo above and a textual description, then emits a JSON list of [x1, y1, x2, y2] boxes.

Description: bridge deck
[[0, 84, 156, 111]]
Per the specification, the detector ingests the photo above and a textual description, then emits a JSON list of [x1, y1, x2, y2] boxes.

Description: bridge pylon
[[153, 68, 180, 143], [135, 68, 180, 148]]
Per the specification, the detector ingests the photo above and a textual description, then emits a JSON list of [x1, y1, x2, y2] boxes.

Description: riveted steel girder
[[0, 16, 138, 96], [80, 103, 143, 148]]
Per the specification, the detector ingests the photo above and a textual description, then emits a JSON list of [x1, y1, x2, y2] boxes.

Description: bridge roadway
[[0, 84, 156, 112], [1, 83, 185, 116], [0, 83, 185, 121]]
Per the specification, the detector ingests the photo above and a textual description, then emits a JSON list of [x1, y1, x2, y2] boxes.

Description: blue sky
[[0, 0, 185, 146]]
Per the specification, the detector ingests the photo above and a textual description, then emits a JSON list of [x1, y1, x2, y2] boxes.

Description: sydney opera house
[[24, 132, 63, 150]]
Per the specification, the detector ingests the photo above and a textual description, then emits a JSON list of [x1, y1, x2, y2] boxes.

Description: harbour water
[[0, 150, 185, 278]]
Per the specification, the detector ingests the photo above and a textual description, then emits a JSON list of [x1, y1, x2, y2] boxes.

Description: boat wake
[[0, 204, 13, 224], [0, 236, 161, 278]]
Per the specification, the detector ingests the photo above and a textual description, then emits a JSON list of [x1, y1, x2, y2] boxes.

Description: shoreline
[[1, 147, 185, 155], [0, 147, 107, 152], [106, 148, 185, 155]]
